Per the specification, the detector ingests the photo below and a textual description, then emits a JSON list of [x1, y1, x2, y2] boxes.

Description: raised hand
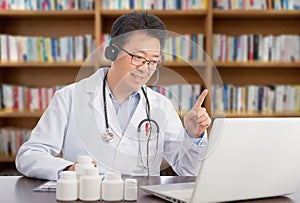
[[183, 89, 211, 138]]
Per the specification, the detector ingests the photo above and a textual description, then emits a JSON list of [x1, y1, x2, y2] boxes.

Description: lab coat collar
[[86, 67, 148, 139], [85, 67, 109, 93], [85, 67, 147, 95]]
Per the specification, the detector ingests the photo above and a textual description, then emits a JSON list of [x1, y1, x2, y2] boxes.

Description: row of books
[[213, 0, 300, 10], [0, 82, 202, 115], [100, 33, 205, 62], [0, 84, 63, 112], [212, 84, 300, 113], [152, 84, 202, 114], [164, 34, 205, 62], [0, 34, 94, 63], [101, 0, 208, 10], [213, 34, 300, 62], [0, 0, 94, 10], [1, 83, 300, 116], [0, 127, 31, 156]]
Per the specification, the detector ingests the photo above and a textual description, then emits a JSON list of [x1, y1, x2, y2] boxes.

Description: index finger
[[194, 89, 209, 108]]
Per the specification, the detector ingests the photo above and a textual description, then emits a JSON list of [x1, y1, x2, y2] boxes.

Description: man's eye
[[134, 55, 144, 60], [150, 60, 158, 64]]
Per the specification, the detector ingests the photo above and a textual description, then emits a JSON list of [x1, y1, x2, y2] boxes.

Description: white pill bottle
[[75, 155, 94, 180], [102, 171, 124, 201], [124, 178, 138, 201], [79, 167, 101, 201], [56, 171, 78, 201]]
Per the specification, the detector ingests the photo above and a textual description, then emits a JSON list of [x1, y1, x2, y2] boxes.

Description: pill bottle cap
[[60, 171, 77, 179], [77, 155, 93, 163], [125, 179, 137, 187], [105, 171, 121, 180], [82, 167, 99, 176]]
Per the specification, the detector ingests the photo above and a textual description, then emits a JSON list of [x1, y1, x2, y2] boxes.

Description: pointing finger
[[193, 89, 208, 109]]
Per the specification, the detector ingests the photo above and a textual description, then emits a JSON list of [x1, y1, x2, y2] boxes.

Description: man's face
[[112, 32, 161, 92]]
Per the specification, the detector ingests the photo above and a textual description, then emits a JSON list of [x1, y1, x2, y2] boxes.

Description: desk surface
[[0, 176, 299, 203]]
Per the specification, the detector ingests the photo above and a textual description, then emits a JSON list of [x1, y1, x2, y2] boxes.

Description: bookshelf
[[0, 0, 300, 173], [0, 111, 42, 118], [212, 7, 300, 117], [214, 112, 300, 118], [0, 3, 97, 172]]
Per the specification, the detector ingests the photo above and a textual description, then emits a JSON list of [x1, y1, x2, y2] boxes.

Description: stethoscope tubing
[[102, 70, 160, 175]]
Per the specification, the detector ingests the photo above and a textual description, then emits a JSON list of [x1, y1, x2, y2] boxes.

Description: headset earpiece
[[104, 42, 119, 61]]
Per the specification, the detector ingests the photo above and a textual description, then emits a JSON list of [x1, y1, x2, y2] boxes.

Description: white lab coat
[[16, 67, 206, 180]]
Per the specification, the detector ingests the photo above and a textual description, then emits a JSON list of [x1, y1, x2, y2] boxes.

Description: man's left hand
[[183, 89, 211, 138]]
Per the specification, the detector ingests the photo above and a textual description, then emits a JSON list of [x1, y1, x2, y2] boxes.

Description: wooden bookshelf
[[212, 7, 300, 115], [0, 10, 95, 19], [0, 156, 15, 163], [214, 112, 300, 118], [213, 9, 300, 18], [0, 111, 42, 118], [0, 7, 98, 167], [215, 62, 300, 69], [100, 9, 207, 17], [0, 62, 83, 68], [0, 0, 299, 166]]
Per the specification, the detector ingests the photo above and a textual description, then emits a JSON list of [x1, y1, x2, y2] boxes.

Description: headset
[[104, 13, 130, 61], [104, 41, 119, 61], [105, 12, 153, 62]]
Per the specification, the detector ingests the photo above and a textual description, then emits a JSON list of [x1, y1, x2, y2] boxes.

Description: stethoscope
[[101, 71, 160, 175]]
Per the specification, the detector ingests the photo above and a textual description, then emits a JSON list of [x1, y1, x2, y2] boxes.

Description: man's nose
[[137, 61, 151, 72]]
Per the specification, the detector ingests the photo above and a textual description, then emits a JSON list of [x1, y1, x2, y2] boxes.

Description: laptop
[[140, 117, 300, 203]]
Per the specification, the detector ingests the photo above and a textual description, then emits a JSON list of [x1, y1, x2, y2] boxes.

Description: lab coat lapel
[[86, 68, 105, 118], [87, 68, 123, 138], [112, 89, 144, 173], [102, 94, 123, 138]]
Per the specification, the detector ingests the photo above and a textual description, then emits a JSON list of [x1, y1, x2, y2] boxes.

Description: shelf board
[[0, 156, 15, 162], [162, 61, 207, 67], [0, 10, 95, 19], [0, 62, 84, 68], [100, 9, 207, 17], [0, 111, 42, 118], [214, 61, 300, 68], [213, 9, 300, 19], [214, 112, 300, 118]]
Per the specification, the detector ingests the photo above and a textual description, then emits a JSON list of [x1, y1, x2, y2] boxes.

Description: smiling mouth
[[131, 73, 145, 80]]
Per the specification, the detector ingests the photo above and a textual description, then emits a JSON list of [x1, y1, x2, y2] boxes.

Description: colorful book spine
[[0, 34, 94, 63], [213, 0, 300, 10], [212, 84, 300, 114], [152, 84, 202, 114], [0, 84, 63, 112], [0, 127, 31, 156], [102, 0, 207, 10], [212, 34, 300, 62], [0, 0, 94, 10]]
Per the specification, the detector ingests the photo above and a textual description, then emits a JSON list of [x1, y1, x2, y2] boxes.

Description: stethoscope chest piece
[[102, 128, 114, 142]]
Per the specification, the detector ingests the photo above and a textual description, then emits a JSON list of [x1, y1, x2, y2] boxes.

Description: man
[[16, 12, 211, 180]]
